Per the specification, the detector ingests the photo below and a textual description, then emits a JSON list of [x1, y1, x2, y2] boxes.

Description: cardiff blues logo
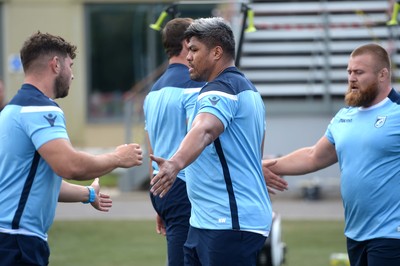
[[209, 96, 220, 106], [44, 113, 57, 127], [374, 116, 386, 128]]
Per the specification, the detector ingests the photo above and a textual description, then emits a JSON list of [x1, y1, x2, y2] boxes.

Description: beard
[[189, 66, 205, 82], [190, 72, 204, 82], [54, 72, 70, 99], [344, 80, 379, 107]]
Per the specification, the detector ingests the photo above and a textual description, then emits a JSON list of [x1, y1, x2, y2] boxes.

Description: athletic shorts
[[150, 177, 191, 266], [184, 226, 266, 266], [0, 232, 49, 266], [347, 237, 400, 266]]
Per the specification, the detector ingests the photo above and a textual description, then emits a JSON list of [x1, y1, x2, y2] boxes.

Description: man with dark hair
[[144, 18, 205, 265], [150, 17, 272, 265], [0, 31, 143, 265]]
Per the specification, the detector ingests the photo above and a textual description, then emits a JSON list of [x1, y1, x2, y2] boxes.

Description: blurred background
[[1, 0, 398, 196], [1, 1, 395, 265]]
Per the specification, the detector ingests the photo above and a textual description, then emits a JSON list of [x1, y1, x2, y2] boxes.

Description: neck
[[208, 59, 235, 81], [24, 75, 55, 99], [169, 56, 188, 66]]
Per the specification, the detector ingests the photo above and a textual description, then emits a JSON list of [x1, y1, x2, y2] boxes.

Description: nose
[[348, 72, 356, 82], [186, 52, 192, 62]]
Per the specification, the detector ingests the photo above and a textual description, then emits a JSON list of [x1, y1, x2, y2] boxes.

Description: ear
[[379, 68, 389, 81], [50, 56, 60, 73], [181, 40, 190, 55], [212, 46, 223, 60], [183, 39, 190, 49]]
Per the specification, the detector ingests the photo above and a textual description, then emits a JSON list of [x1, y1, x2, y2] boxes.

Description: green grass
[[281, 220, 347, 266], [49, 220, 166, 266], [65, 173, 119, 187], [48, 220, 347, 266]]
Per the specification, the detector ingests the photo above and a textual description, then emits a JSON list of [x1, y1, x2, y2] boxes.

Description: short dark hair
[[162, 18, 193, 59], [184, 17, 235, 60], [20, 31, 77, 72]]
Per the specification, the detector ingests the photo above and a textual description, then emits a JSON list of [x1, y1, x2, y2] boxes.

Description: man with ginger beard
[[263, 43, 400, 266]]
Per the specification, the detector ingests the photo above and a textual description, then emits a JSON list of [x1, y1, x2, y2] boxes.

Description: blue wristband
[[82, 186, 96, 204]]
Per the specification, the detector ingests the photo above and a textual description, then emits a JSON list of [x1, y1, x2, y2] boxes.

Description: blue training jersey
[[0, 84, 68, 241], [186, 66, 272, 234], [144, 63, 204, 181], [325, 88, 400, 241]]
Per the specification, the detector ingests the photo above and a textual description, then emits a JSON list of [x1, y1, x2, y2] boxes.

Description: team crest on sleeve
[[209, 96, 220, 106], [44, 113, 57, 127], [374, 116, 387, 128]]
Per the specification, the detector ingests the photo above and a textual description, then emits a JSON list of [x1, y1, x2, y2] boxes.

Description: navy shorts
[[347, 237, 400, 266], [184, 226, 266, 266], [0, 232, 50, 266], [150, 177, 191, 266]]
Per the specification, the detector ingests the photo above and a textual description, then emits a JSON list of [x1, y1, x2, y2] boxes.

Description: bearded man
[[263, 43, 400, 266]]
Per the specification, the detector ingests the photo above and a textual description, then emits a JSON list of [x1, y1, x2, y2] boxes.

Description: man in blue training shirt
[[0, 31, 143, 265], [263, 43, 400, 266], [144, 17, 205, 265], [150, 17, 272, 266]]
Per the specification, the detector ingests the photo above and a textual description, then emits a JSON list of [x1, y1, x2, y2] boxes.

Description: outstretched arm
[[150, 112, 224, 197], [39, 139, 143, 181], [263, 136, 338, 177]]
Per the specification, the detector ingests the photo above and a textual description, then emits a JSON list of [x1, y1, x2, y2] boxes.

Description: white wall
[[264, 112, 342, 199]]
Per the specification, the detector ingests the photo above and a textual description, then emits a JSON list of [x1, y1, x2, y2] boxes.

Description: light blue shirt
[[326, 89, 400, 241], [186, 67, 272, 234], [144, 63, 204, 181], [0, 84, 67, 241]]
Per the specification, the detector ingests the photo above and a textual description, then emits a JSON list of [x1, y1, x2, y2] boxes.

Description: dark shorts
[[0, 232, 50, 266], [184, 226, 266, 266], [347, 237, 400, 266], [150, 177, 191, 266]]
